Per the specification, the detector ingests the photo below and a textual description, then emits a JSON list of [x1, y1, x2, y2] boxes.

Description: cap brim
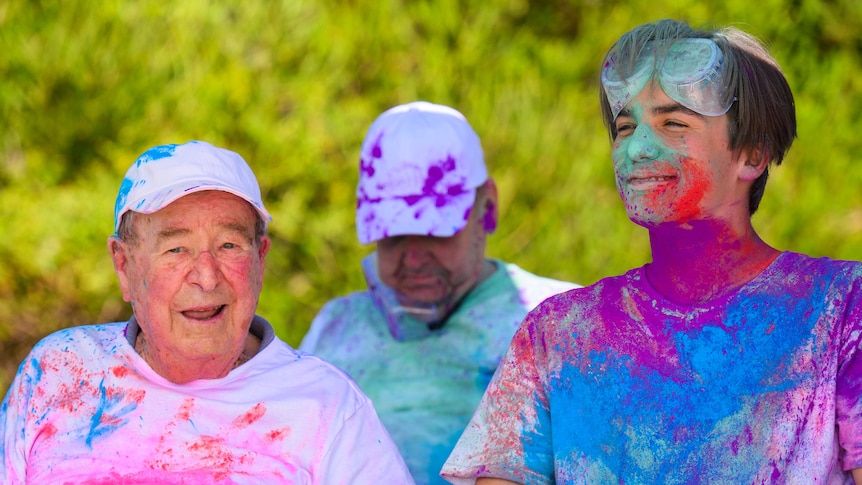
[[356, 189, 476, 244], [115, 179, 272, 233]]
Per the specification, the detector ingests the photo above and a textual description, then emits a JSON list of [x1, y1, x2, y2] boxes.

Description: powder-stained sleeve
[[441, 307, 555, 485], [836, 269, 862, 470], [1, 355, 39, 485]]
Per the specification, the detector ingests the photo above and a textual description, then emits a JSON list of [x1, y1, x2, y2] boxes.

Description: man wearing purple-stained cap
[[0, 140, 414, 483], [300, 101, 578, 484]]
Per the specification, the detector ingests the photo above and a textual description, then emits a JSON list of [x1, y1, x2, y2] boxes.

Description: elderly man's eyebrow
[[221, 222, 255, 241], [156, 222, 253, 242], [157, 227, 192, 242]]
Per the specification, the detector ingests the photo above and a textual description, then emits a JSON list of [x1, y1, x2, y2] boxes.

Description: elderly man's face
[[375, 186, 494, 309], [111, 191, 269, 376]]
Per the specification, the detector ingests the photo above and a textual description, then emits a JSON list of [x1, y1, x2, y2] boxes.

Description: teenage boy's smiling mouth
[[626, 172, 678, 190]]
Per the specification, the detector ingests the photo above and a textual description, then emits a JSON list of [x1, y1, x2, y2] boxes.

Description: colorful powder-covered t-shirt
[[301, 257, 576, 485], [0, 317, 414, 484], [441, 252, 862, 484]]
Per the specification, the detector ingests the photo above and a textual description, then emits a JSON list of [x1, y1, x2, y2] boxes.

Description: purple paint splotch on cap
[[113, 140, 272, 234], [355, 101, 488, 244]]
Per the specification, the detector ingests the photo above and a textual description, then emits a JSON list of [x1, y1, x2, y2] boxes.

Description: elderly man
[[441, 19, 862, 485], [301, 101, 577, 484], [0, 140, 413, 483]]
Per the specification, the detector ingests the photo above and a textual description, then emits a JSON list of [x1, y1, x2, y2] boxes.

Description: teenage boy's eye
[[615, 122, 635, 135]]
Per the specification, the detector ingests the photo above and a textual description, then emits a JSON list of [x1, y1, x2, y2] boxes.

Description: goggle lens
[[602, 38, 735, 120]]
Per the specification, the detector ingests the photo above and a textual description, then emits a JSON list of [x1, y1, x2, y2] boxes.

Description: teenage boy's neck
[[645, 219, 779, 305]]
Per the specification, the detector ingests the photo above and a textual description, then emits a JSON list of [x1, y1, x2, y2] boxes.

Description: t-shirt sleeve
[[1, 356, 36, 485], [837, 269, 862, 470], [440, 309, 554, 485], [317, 396, 415, 484]]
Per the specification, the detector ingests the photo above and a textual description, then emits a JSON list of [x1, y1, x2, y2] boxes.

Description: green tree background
[[1, 0, 860, 393]]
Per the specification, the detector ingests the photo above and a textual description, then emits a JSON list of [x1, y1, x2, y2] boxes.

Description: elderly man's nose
[[188, 251, 220, 290]]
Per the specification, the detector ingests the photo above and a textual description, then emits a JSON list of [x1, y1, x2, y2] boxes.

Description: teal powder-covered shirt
[[301, 254, 577, 484]]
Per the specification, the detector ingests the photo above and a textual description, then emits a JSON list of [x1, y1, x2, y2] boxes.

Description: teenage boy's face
[[610, 82, 750, 228]]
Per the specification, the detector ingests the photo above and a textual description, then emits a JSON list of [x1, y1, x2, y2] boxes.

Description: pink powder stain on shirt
[[176, 397, 195, 421], [264, 426, 292, 444], [29, 351, 100, 416], [187, 435, 254, 480], [95, 412, 126, 433], [148, 434, 177, 471], [232, 403, 266, 429], [474, 319, 550, 457], [111, 366, 129, 378], [104, 385, 125, 401], [38, 423, 58, 440]]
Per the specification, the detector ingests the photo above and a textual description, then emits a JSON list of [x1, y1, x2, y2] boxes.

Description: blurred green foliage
[[2, 0, 861, 393]]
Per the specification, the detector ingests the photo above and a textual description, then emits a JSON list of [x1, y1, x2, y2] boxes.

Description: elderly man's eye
[[167, 247, 183, 254]]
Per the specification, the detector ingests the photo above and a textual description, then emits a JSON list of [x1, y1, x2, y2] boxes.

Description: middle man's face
[[375, 192, 490, 309]]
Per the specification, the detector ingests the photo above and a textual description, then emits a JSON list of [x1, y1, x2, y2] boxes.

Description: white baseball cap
[[356, 101, 488, 244], [113, 140, 272, 233]]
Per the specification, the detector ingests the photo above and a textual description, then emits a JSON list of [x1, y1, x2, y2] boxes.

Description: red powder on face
[[671, 159, 712, 223], [639, 157, 711, 224]]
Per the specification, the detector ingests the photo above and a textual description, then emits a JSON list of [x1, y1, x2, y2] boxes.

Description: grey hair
[[114, 206, 267, 245]]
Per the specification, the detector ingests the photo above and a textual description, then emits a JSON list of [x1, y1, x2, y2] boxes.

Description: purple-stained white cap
[[356, 101, 488, 244], [113, 140, 271, 233]]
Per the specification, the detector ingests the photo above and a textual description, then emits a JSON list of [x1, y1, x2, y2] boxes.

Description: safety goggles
[[602, 38, 735, 120]]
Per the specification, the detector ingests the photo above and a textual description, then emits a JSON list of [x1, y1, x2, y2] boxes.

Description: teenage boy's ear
[[737, 148, 770, 181]]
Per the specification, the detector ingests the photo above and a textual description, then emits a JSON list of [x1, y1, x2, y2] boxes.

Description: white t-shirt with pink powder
[[1, 317, 414, 484]]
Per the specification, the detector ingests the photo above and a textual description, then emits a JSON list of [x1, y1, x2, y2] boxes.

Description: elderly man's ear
[[479, 178, 498, 234], [108, 237, 133, 303]]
